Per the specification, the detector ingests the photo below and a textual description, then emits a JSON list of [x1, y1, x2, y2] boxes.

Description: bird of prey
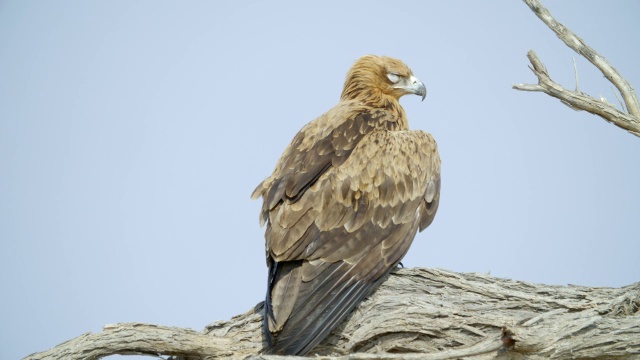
[[252, 55, 441, 355]]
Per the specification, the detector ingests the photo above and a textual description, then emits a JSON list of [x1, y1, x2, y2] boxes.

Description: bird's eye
[[387, 73, 401, 84]]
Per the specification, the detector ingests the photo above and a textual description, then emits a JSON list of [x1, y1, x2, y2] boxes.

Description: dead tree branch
[[24, 268, 640, 360], [513, 0, 640, 137], [22, 323, 236, 359]]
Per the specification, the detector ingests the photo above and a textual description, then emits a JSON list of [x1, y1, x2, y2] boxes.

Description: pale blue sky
[[1, 1, 639, 359]]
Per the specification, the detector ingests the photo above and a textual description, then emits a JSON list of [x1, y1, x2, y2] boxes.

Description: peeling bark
[[24, 268, 640, 359]]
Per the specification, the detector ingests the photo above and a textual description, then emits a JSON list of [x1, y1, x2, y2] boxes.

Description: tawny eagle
[[252, 55, 441, 355]]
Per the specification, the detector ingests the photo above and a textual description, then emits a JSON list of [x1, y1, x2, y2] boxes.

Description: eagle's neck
[[340, 71, 382, 104], [341, 75, 408, 130]]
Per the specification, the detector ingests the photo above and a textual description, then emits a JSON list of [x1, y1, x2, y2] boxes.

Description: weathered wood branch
[[513, 0, 640, 137], [513, 50, 640, 136], [22, 323, 237, 359], [24, 268, 640, 359]]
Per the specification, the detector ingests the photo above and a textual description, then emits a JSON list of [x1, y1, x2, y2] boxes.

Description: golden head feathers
[[340, 55, 426, 104]]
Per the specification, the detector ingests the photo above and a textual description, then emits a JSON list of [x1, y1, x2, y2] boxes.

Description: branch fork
[[513, 0, 640, 137]]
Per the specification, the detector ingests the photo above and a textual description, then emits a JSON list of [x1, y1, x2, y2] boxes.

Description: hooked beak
[[395, 75, 427, 101], [409, 75, 427, 101]]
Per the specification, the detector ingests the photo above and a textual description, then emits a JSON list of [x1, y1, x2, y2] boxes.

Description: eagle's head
[[340, 55, 426, 103]]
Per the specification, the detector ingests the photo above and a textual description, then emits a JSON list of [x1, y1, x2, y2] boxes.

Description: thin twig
[[612, 86, 627, 113], [572, 57, 579, 92], [513, 50, 640, 136]]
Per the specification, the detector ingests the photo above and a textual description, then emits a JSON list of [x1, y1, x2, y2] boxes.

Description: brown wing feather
[[252, 103, 405, 225], [261, 127, 440, 355]]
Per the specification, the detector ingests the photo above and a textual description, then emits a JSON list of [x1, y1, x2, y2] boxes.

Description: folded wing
[[260, 129, 440, 355]]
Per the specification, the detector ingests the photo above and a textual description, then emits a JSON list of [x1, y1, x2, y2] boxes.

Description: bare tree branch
[[24, 268, 640, 360], [513, 0, 640, 137], [514, 50, 640, 136], [22, 323, 237, 360]]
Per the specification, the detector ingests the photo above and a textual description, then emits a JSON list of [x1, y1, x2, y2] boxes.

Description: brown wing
[[260, 128, 440, 355], [252, 102, 406, 225]]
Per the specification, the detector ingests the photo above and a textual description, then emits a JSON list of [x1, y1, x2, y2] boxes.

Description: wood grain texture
[[25, 268, 640, 360]]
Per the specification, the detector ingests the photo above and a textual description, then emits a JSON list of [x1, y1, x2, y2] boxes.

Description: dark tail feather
[[289, 279, 378, 355], [264, 260, 303, 347], [266, 260, 383, 355], [263, 261, 278, 347]]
